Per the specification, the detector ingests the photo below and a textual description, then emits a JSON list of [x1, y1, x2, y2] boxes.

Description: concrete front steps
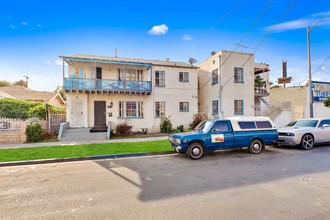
[[60, 128, 107, 142]]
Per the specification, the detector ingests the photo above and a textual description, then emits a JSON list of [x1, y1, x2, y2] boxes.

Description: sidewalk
[[0, 136, 169, 149]]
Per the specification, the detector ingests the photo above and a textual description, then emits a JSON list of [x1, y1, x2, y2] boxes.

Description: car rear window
[[256, 121, 272, 128], [238, 122, 256, 129]]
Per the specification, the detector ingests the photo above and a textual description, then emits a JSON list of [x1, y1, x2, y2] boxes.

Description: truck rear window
[[256, 121, 272, 128]]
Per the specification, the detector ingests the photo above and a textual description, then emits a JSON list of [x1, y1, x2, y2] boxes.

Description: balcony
[[64, 78, 152, 95], [254, 88, 269, 97]]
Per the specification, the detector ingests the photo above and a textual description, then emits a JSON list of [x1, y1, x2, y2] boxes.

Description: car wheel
[[248, 139, 263, 154], [186, 142, 204, 160], [300, 134, 314, 150]]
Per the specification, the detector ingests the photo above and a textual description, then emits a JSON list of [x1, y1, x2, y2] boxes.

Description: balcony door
[[94, 101, 106, 127], [96, 67, 102, 89]]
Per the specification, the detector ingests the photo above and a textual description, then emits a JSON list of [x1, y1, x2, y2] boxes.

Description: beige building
[[60, 54, 198, 132], [198, 50, 269, 119]]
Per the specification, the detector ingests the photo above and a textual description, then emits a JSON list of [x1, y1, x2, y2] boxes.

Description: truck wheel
[[187, 142, 204, 160], [300, 134, 314, 150], [249, 139, 263, 154]]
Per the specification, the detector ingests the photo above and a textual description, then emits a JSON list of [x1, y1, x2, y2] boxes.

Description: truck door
[[207, 121, 234, 150]]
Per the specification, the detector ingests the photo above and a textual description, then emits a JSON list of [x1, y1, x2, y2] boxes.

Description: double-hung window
[[179, 72, 189, 82], [155, 71, 165, 87], [234, 67, 244, 83], [155, 102, 165, 117], [212, 69, 218, 84], [234, 100, 244, 115], [119, 101, 143, 118], [179, 102, 189, 112], [212, 100, 218, 115]]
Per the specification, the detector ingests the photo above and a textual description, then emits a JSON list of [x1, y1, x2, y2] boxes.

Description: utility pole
[[306, 13, 330, 118]]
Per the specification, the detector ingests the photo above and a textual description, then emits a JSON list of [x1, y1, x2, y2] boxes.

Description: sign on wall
[[312, 81, 330, 102]]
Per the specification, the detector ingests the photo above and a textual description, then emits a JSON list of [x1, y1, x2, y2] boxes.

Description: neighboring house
[[270, 81, 330, 125], [60, 54, 198, 132], [198, 50, 268, 119], [0, 85, 65, 107]]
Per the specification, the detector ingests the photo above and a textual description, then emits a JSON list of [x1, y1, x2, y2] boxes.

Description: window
[[212, 121, 230, 132], [319, 120, 330, 127], [212, 100, 218, 115], [256, 121, 272, 129], [238, 122, 256, 129], [118, 69, 144, 81], [155, 71, 165, 87], [179, 102, 189, 112], [155, 102, 165, 117], [234, 67, 244, 83], [119, 101, 143, 118], [212, 69, 218, 84], [234, 100, 244, 115], [179, 72, 189, 82]]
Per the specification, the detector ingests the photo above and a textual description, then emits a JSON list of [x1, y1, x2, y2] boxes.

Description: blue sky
[[0, 0, 329, 91]]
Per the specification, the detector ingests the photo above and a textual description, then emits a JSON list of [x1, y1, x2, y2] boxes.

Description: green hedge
[[0, 98, 64, 120]]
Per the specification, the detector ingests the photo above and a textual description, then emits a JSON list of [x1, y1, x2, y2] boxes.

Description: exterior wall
[[65, 63, 198, 132], [198, 50, 255, 119]]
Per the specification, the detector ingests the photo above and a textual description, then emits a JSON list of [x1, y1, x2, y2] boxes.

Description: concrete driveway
[[1, 146, 330, 219]]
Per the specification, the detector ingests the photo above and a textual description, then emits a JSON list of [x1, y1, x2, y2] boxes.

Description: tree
[[254, 76, 266, 89], [13, 79, 27, 87], [0, 80, 12, 87], [55, 85, 66, 101], [324, 97, 330, 108]]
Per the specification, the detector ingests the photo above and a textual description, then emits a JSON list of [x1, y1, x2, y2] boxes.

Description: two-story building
[[60, 54, 198, 132], [198, 50, 271, 119]]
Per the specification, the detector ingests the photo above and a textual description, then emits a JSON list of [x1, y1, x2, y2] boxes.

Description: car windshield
[[194, 120, 214, 133], [294, 120, 318, 127]]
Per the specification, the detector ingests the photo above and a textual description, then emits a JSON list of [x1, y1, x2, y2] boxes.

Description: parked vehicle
[[277, 118, 330, 150], [169, 117, 278, 160]]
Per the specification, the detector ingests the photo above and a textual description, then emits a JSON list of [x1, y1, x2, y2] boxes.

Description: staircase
[[60, 128, 107, 142]]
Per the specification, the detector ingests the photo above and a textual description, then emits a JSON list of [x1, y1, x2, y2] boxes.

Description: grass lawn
[[0, 140, 173, 163]]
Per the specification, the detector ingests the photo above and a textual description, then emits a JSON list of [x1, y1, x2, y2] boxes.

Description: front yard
[[0, 140, 172, 163]]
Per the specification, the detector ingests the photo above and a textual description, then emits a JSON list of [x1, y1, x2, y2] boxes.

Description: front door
[[94, 101, 106, 127], [207, 121, 234, 150], [70, 99, 83, 127]]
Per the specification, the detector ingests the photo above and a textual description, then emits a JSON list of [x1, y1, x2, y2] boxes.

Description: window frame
[[234, 67, 244, 83], [179, 72, 189, 82], [119, 101, 143, 119], [234, 100, 244, 115], [212, 100, 218, 115], [179, 102, 189, 112], [155, 70, 165, 87], [155, 101, 166, 118], [211, 69, 219, 85]]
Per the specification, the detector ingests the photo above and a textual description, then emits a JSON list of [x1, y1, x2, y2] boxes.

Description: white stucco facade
[[62, 54, 198, 132], [198, 50, 255, 119]]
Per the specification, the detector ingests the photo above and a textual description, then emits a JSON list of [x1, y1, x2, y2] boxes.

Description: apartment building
[[198, 50, 270, 119], [60, 54, 198, 132]]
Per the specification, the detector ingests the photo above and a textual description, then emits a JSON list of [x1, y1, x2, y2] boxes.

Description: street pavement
[[1, 145, 330, 220]]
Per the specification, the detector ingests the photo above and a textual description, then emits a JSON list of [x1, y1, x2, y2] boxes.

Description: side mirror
[[322, 124, 330, 128]]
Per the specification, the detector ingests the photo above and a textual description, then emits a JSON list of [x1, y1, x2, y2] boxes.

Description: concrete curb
[[0, 152, 176, 167]]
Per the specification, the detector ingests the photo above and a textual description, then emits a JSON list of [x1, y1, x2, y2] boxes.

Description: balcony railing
[[64, 78, 152, 94], [254, 88, 269, 97]]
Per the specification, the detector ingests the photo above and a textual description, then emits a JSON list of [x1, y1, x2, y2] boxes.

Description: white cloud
[[22, 22, 28, 26], [37, 24, 42, 28], [183, 34, 192, 40], [9, 25, 15, 29], [148, 24, 168, 35], [46, 60, 52, 65], [264, 11, 330, 32], [55, 60, 63, 66]]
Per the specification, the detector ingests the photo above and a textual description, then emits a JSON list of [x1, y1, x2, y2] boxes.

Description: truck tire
[[186, 142, 204, 160], [300, 134, 314, 150], [248, 139, 263, 154]]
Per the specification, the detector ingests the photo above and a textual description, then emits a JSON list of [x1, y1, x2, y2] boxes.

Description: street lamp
[[307, 13, 330, 118]]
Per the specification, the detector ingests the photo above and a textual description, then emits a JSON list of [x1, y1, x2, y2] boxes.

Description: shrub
[[160, 117, 172, 133], [190, 113, 208, 130], [43, 132, 57, 140], [176, 125, 184, 132], [115, 121, 132, 137], [26, 122, 44, 142], [141, 128, 148, 134], [27, 105, 47, 120]]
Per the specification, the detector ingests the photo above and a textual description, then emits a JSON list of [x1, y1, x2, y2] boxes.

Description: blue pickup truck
[[169, 117, 278, 159]]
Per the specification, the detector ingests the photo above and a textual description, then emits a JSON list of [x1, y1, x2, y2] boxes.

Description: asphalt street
[[1, 145, 330, 220]]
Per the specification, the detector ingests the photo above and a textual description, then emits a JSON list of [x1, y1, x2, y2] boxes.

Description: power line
[[199, 0, 273, 92], [221, 0, 297, 89], [299, 56, 330, 85]]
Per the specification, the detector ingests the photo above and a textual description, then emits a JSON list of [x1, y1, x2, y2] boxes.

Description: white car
[[278, 118, 330, 150]]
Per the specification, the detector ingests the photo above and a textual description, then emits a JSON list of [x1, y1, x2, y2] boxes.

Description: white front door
[[70, 99, 83, 127]]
